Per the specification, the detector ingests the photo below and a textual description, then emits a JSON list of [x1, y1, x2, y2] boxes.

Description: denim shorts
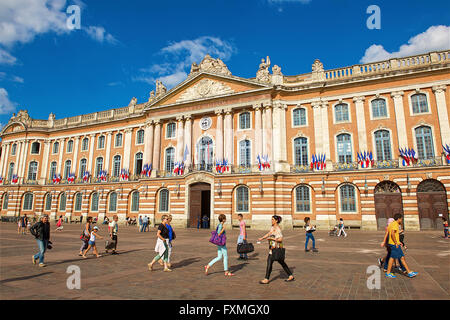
[[88, 241, 96, 246], [389, 244, 404, 259]]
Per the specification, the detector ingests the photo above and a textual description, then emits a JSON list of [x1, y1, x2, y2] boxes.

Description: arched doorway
[[374, 181, 403, 230], [417, 179, 448, 229], [189, 182, 211, 228]]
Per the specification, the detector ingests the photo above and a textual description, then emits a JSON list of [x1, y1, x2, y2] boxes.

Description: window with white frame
[[415, 126, 434, 159], [59, 193, 66, 211], [337, 134, 352, 164], [53, 142, 59, 154], [74, 193, 82, 211], [295, 185, 310, 212], [98, 136, 105, 149], [2, 193, 8, 209], [236, 185, 249, 212], [334, 103, 349, 122], [136, 129, 144, 144], [23, 193, 33, 210], [66, 140, 73, 153], [165, 147, 175, 172], [45, 193, 52, 211], [131, 191, 139, 212], [113, 155, 121, 177], [7, 163, 14, 181], [340, 184, 356, 212], [239, 112, 251, 130], [239, 140, 251, 167], [135, 152, 143, 175], [31, 142, 40, 154], [49, 161, 57, 179], [11, 143, 17, 156], [371, 99, 387, 118], [109, 192, 117, 212], [159, 189, 169, 212], [95, 157, 103, 177], [293, 108, 307, 126], [411, 93, 428, 114], [115, 133, 123, 147], [81, 138, 89, 151], [294, 137, 308, 166], [79, 159, 87, 177], [91, 192, 99, 211], [374, 130, 391, 161], [28, 161, 38, 180], [63, 160, 71, 179], [166, 123, 176, 138]]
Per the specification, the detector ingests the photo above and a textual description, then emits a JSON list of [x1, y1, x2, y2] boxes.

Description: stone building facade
[[0, 51, 449, 231]]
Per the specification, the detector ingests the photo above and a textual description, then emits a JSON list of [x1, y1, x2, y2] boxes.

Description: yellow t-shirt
[[388, 221, 400, 245]]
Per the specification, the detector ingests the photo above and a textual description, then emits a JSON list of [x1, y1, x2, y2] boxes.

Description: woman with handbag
[[258, 215, 294, 284], [78, 216, 92, 256], [205, 214, 234, 277], [148, 215, 172, 272]]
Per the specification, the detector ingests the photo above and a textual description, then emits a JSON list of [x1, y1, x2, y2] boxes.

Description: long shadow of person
[[172, 257, 201, 269], [270, 266, 297, 282]]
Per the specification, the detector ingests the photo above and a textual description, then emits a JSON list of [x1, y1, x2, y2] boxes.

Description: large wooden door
[[417, 179, 448, 230], [189, 183, 211, 228], [374, 181, 403, 230]]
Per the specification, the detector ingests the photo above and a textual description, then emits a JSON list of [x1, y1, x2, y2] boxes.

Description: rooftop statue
[[189, 54, 232, 76], [256, 56, 272, 83]]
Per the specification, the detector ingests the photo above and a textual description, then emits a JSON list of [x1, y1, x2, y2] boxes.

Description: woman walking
[[55, 215, 64, 232], [159, 215, 176, 268], [205, 214, 234, 277], [82, 226, 103, 258], [148, 215, 172, 272], [79, 216, 93, 256], [258, 215, 294, 284], [304, 217, 318, 252]]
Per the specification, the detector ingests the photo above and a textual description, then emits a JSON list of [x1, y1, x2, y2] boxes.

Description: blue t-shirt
[[167, 224, 173, 241]]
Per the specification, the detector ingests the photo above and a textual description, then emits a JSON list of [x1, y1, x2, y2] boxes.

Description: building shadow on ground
[[0, 272, 53, 284]]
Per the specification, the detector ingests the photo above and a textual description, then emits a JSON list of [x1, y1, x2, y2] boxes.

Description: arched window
[[295, 185, 310, 212], [374, 130, 391, 161], [108, 192, 117, 212], [165, 147, 175, 172], [113, 155, 121, 177], [236, 186, 249, 212], [337, 134, 352, 164], [53, 141, 59, 154], [411, 93, 428, 114], [63, 160, 71, 179], [294, 137, 308, 166], [340, 185, 356, 212], [74, 193, 82, 211], [23, 193, 33, 210], [166, 123, 176, 138], [49, 161, 57, 179], [59, 193, 67, 211], [28, 161, 38, 181], [82, 137, 89, 151], [44, 193, 52, 211], [131, 191, 139, 212], [7, 163, 14, 181], [415, 126, 434, 159], [66, 140, 73, 153], [239, 140, 251, 167], [371, 98, 387, 118], [335, 103, 349, 122], [79, 159, 87, 177], [136, 129, 145, 144], [135, 152, 143, 175], [31, 142, 40, 154], [91, 192, 99, 211], [293, 108, 306, 126], [198, 137, 213, 168], [95, 157, 103, 177], [239, 112, 251, 130], [97, 136, 105, 149], [2, 193, 8, 210], [159, 189, 169, 212], [115, 133, 123, 147], [11, 143, 17, 155]]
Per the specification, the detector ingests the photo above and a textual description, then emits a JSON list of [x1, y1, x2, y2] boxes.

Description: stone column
[[40, 141, 50, 183], [224, 108, 234, 164], [432, 85, 450, 145], [391, 91, 408, 150], [0, 143, 7, 177], [272, 102, 289, 172], [87, 135, 95, 174], [105, 132, 112, 172], [123, 128, 133, 170], [263, 104, 273, 164], [15, 141, 22, 175], [72, 137, 80, 178], [215, 110, 224, 162], [321, 101, 332, 170], [1, 143, 10, 177], [253, 103, 263, 159], [353, 96, 368, 152], [143, 121, 154, 166], [20, 140, 30, 181], [312, 101, 323, 155], [56, 139, 65, 176], [184, 115, 193, 167], [176, 116, 185, 163], [152, 120, 162, 173]]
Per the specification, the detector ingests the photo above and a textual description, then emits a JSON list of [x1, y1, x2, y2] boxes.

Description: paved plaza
[[0, 222, 448, 300]]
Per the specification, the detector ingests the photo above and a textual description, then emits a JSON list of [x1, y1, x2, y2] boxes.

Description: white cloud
[[361, 25, 450, 63], [0, 48, 17, 65], [84, 26, 118, 45], [12, 76, 24, 83], [0, 88, 17, 115], [135, 36, 236, 88]]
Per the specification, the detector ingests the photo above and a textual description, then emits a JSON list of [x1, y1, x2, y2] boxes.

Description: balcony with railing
[[332, 161, 359, 171], [290, 165, 313, 173]]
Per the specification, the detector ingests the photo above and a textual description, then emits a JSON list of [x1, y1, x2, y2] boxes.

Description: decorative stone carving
[[176, 79, 234, 102], [148, 91, 155, 102], [271, 65, 283, 85], [311, 59, 325, 82], [155, 80, 167, 97], [190, 54, 232, 76], [312, 59, 324, 72], [10, 110, 32, 126], [256, 56, 271, 83]]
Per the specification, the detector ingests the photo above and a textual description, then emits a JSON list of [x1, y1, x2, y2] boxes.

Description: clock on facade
[[200, 117, 212, 130]]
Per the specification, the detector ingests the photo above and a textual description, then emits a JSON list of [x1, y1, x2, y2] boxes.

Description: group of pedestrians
[[139, 215, 150, 232], [17, 214, 31, 235], [148, 214, 175, 272]]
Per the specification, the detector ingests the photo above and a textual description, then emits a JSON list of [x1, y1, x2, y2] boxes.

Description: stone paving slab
[[0, 222, 448, 300]]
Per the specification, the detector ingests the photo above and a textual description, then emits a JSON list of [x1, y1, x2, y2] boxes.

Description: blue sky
[[0, 0, 449, 127]]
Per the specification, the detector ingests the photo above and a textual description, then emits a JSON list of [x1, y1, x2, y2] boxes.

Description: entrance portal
[[417, 179, 448, 229], [189, 182, 211, 228], [374, 181, 403, 230]]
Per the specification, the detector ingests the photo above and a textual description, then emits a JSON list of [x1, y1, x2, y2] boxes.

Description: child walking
[[82, 226, 103, 258], [205, 214, 234, 277], [304, 217, 318, 252]]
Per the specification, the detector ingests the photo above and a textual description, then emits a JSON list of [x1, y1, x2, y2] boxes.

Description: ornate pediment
[[190, 54, 231, 76], [176, 79, 235, 103]]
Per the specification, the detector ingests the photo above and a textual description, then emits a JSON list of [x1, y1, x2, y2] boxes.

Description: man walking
[[30, 214, 51, 267]]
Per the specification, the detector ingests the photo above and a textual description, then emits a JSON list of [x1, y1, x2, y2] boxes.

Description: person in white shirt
[[337, 218, 347, 237]]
